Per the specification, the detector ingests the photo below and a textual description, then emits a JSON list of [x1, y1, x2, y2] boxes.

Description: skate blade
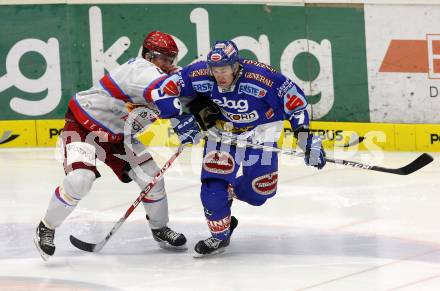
[[157, 241, 188, 251], [33, 235, 51, 261], [193, 247, 226, 258]]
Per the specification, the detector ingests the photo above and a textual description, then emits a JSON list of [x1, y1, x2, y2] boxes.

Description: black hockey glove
[[187, 93, 221, 131]]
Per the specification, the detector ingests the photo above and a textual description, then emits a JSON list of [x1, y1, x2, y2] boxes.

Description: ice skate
[[34, 221, 55, 261], [193, 216, 238, 258], [151, 223, 187, 251]]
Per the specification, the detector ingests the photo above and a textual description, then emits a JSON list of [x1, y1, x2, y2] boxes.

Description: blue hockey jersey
[[151, 59, 309, 135]]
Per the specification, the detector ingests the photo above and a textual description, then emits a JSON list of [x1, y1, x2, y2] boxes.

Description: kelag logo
[[0, 130, 19, 144], [380, 34, 440, 97]]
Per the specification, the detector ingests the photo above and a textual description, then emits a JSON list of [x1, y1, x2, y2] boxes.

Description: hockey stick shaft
[[205, 133, 433, 175], [70, 143, 187, 252]]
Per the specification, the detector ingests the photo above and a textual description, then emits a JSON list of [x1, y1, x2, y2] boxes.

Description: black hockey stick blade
[[326, 153, 433, 175], [70, 235, 104, 252], [376, 153, 434, 175]]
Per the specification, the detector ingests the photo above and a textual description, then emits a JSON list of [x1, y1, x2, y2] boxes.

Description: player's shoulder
[[183, 60, 211, 79], [123, 57, 148, 67], [241, 59, 278, 75], [240, 59, 280, 89], [128, 57, 166, 78], [124, 57, 161, 71]]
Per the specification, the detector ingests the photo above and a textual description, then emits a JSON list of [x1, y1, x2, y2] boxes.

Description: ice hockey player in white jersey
[[151, 40, 326, 257], [34, 31, 187, 261]]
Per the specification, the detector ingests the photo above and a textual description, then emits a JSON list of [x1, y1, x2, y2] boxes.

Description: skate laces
[[161, 227, 181, 242], [204, 237, 222, 248], [40, 226, 55, 246]]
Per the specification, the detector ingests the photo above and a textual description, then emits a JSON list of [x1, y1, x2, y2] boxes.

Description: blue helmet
[[206, 40, 240, 67]]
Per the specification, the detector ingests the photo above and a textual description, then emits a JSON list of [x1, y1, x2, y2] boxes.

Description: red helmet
[[143, 31, 178, 58]]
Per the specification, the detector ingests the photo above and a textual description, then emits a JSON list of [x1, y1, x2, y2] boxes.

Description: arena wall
[[0, 2, 439, 150]]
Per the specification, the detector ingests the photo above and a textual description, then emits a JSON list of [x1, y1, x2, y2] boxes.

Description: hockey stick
[[205, 132, 433, 175], [69, 143, 187, 253]]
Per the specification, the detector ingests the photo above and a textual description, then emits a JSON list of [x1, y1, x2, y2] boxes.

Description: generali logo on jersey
[[380, 34, 440, 97]]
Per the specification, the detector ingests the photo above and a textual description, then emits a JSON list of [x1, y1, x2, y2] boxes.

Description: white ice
[[0, 146, 439, 291]]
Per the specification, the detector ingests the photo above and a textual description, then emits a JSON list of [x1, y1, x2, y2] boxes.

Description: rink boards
[[1, 119, 439, 152]]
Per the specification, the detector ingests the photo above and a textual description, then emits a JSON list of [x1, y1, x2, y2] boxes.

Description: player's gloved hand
[[125, 106, 159, 135], [299, 133, 326, 169], [170, 114, 201, 145]]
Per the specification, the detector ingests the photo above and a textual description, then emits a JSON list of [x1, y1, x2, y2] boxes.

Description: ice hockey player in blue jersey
[[151, 40, 326, 257]]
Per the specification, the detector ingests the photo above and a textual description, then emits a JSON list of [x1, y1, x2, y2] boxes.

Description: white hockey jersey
[[68, 57, 167, 142]]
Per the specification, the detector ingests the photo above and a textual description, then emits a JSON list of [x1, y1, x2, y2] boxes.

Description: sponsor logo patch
[[238, 83, 267, 98], [277, 79, 295, 98], [223, 44, 236, 57], [252, 172, 278, 195], [265, 108, 274, 119], [244, 72, 274, 87], [189, 68, 210, 78], [207, 216, 231, 234], [210, 53, 222, 62], [242, 60, 277, 73], [162, 80, 179, 96], [192, 80, 214, 93], [222, 109, 259, 123], [283, 86, 306, 113], [214, 43, 226, 49], [203, 151, 235, 174]]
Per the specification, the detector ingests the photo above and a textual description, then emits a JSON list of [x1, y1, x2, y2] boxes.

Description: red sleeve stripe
[[143, 75, 168, 102], [99, 74, 132, 102]]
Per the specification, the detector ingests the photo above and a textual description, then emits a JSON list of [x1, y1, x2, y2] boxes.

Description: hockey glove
[[170, 114, 201, 145], [187, 94, 221, 130], [298, 132, 326, 169]]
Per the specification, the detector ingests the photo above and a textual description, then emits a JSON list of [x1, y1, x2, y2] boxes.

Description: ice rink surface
[[1, 146, 439, 291]]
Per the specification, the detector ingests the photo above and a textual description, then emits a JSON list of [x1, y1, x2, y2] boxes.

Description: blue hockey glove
[[300, 133, 326, 169], [170, 114, 201, 145]]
